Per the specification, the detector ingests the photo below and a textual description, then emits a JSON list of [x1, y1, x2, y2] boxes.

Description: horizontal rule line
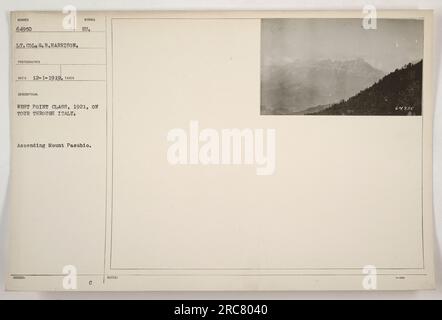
[[15, 80, 105, 82], [15, 31, 106, 33], [16, 63, 106, 66], [15, 47, 105, 50], [11, 274, 429, 277]]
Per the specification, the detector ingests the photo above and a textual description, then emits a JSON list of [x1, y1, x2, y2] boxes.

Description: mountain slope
[[310, 61, 423, 115], [261, 59, 385, 114]]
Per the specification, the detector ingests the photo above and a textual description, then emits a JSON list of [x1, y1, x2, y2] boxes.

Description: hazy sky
[[262, 19, 424, 73]]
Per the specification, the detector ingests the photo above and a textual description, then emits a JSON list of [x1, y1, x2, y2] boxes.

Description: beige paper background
[[7, 10, 435, 291]]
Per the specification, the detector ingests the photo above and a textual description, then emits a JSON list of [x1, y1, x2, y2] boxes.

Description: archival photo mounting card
[[7, 10, 435, 291]]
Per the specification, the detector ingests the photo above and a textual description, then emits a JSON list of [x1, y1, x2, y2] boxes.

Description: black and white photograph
[[261, 19, 424, 115]]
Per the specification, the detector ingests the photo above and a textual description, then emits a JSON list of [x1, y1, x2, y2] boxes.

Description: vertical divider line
[[103, 15, 108, 284]]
